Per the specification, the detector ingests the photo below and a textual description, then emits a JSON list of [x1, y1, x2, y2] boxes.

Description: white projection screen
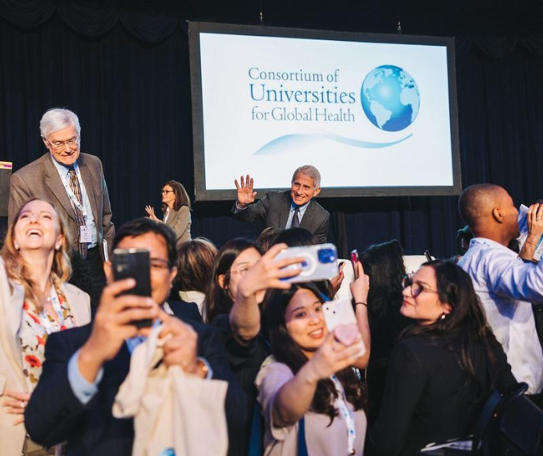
[[189, 22, 461, 201]]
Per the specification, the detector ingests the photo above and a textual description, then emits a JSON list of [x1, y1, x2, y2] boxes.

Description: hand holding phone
[[274, 243, 338, 283], [323, 297, 366, 357], [112, 248, 153, 328]]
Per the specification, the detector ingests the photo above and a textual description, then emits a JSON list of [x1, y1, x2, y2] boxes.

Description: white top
[[256, 361, 366, 456], [458, 237, 543, 393]]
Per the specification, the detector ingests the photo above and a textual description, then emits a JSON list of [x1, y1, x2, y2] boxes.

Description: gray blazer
[[8, 153, 115, 260], [0, 258, 91, 456], [165, 205, 191, 249], [231, 190, 330, 243]]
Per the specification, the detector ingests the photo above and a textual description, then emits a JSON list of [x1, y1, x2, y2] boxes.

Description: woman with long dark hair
[[145, 180, 191, 249], [367, 260, 516, 455], [256, 282, 368, 455], [359, 240, 411, 424], [204, 238, 291, 456]]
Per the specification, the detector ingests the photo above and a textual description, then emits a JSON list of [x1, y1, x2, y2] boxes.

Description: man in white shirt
[[458, 183, 543, 396]]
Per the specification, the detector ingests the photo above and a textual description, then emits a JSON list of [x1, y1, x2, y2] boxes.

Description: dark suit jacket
[[25, 305, 247, 456], [8, 152, 115, 260], [231, 190, 330, 243]]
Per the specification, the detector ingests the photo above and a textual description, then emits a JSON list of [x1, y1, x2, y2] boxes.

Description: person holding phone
[[0, 198, 91, 456], [24, 218, 246, 456], [254, 279, 370, 456], [366, 261, 516, 455]]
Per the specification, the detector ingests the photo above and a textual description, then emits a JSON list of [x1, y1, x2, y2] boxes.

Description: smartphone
[[274, 243, 338, 283], [350, 249, 359, 279], [112, 248, 152, 328], [323, 297, 366, 357]]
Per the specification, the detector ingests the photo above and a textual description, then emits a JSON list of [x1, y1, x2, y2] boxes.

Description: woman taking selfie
[[0, 199, 91, 456], [255, 272, 370, 456], [145, 180, 191, 249], [367, 260, 516, 455]]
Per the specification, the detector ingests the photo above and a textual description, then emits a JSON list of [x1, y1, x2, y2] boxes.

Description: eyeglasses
[[162, 190, 174, 194], [231, 266, 251, 277], [402, 276, 440, 298], [150, 258, 171, 271], [48, 137, 79, 150]]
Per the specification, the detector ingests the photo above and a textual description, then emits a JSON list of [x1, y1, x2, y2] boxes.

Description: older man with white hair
[[232, 165, 330, 243], [8, 108, 115, 305]]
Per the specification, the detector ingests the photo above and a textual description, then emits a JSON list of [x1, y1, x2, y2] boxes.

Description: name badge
[[80, 225, 92, 243]]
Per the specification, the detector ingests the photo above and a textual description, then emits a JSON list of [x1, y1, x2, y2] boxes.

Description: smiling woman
[[255, 282, 368, 456], [144, 180, 191, 250], [0, 198, 91, 456], [367, 261, 518, 455]]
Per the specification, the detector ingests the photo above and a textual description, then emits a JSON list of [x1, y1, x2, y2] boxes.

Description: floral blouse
[[19, 285, 78, 390]]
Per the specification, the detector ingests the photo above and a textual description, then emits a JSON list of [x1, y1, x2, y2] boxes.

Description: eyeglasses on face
[[230, 265, 252, 277], [150, 258, 171, 272], [162, 190, 174, 194], [402, 276, 440, 298], [48, 137, 79, 149]]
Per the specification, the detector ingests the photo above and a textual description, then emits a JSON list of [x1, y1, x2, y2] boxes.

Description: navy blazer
[[231, 190, 330, 243], [25, 305, 246, 456]]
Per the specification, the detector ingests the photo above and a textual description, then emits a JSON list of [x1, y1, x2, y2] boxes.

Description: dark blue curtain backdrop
[[1, 0, 543, 258]]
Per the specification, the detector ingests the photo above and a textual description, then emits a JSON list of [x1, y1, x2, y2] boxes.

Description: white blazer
[[0, 258, 91, 456]]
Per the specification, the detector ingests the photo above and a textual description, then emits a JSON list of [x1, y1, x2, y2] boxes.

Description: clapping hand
[[145, 205, 160, 222], [234, 175, 257, 207]]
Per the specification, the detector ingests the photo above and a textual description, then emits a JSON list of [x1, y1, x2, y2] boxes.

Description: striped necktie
[[68, 167, 88, 259]]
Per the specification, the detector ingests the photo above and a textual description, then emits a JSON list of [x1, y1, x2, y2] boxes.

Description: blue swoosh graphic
[[255, 132, 412, 155]]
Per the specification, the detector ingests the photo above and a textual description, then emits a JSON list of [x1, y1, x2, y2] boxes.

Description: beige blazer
[[0, 259, 91, 456], [8, 152, 115, 261], [165, 206, 191, 249]]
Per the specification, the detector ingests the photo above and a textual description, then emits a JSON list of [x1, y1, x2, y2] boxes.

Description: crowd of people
[[0, 107, 541, 456]]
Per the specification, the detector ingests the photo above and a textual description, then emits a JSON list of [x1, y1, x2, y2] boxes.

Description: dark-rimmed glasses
[[402, 276, 440, 298]]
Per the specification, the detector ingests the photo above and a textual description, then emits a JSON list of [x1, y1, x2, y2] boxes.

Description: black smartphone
[[112, 248, 152, 328]]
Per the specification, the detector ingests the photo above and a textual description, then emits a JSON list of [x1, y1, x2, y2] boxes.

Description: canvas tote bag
[[112, 325, 229, 456]]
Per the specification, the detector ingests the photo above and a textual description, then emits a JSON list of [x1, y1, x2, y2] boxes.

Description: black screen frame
[[189, 21, 461, 202]]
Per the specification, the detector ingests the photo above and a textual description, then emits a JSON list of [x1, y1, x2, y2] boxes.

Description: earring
[[55, 244, 61, 251], [14, 242, 19, 251], [440, 313, 447, 320]]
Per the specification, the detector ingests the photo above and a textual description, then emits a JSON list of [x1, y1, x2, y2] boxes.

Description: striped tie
[[68, 168, 88, 259]]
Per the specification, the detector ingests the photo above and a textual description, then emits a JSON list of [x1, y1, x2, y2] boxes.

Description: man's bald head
[[458, 184, 505, 229], [458, 183, 519, 244]]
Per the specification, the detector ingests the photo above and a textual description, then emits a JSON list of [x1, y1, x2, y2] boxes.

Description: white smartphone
[[274, 243, 338, 283], [323, 297, 366, 357]]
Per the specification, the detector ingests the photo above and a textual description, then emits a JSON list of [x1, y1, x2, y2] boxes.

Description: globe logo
[[360, 65, 420, 132]]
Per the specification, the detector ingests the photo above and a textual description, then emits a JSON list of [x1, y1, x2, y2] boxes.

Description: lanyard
[[331, 374, 356, 455], [61, 164, 88, 220], [40, 285, 66, 334]]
